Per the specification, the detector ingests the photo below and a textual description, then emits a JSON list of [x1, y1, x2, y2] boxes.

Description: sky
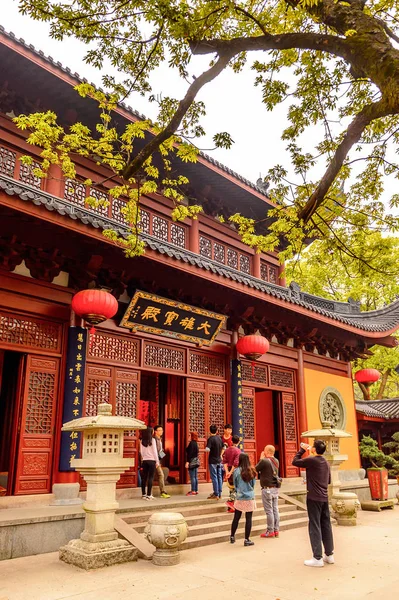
[[1, 0, 291, 186]]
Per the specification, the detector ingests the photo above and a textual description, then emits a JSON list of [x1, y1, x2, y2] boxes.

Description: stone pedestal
[[59, 537, 137, 570], [51, 483, 83, 506], [59, 403, 146, 570], [361, 499, 395, 512], [331, 492, 361, 526], [144, 512, 188, 566]]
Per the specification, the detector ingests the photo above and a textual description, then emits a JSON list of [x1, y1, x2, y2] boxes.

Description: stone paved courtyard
[[0, 507, 398, 600]]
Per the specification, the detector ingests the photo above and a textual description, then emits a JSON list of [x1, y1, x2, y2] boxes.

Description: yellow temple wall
[[303, 368, 360, 469]]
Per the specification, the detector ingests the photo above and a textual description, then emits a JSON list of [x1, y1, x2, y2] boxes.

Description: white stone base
[[331, 492, 360, 526], [51, 483, 83, 506], [152, 548, 180, 566], [59, 537, 137, 570]]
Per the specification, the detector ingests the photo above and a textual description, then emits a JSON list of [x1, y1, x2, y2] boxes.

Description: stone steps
[[120, 496, 308, 550]]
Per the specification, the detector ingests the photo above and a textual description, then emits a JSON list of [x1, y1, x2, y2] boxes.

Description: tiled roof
[[0, 26, 271, 201], [356, 399, 399, 419], [2, 174, 399, 335]]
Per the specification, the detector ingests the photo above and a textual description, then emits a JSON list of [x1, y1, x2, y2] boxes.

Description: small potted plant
[[359, 435, 397, 501]]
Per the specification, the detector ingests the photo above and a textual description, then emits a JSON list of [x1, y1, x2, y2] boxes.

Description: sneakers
[[193, 491, 199, 495], [260, 531, 275, 538], [274, 531, 279, 538], [227, 507, 235, 513], [160, 492, 171, 499], [229, 535, 235, 544], [207, 493, 218, 499], [304, 557, 324, 568], [186, 491, 195, 496], [244, 539, 254, 547], [146, 495, 155, 501], [323, 554, 335, 564], [226, 500, 235, 510], [142, 495, 148, 500]]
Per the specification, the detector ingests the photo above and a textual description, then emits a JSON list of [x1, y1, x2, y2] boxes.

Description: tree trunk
[[358, 381, 370, 401], [376, 369, 391, 399]]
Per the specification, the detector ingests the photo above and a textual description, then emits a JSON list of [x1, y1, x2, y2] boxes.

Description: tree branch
[[189, 32, 351, 62], [122, 50, 235, 180], [297, 100, 393, 223]]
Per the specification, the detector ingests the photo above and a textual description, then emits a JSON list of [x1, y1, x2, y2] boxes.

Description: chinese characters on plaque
[[59, 327, 87, 471], [120, 290, 226, 346], [231, 359, 244, 450]]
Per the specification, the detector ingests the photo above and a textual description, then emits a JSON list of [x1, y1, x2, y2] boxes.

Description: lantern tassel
[[89, 325, 96, 349], [251, 361, 255, 377]]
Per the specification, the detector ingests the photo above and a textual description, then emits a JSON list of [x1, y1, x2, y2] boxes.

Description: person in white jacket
[[139, 427, 159, 500]]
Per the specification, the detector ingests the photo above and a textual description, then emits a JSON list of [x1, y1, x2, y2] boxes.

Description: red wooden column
[[278, 264, 286, 287], [189, 218, 199, 253], [253, 253, 261, 279], [45, 164, 64, 198], [297, 348, 308, 437]]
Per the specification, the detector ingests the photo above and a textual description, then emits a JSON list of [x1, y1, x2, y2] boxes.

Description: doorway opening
[[254, 389, 281, 465], [139, 372, 185, 485], [0, 350, 24, 496]]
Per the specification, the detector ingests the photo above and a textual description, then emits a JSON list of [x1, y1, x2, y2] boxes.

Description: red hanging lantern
[[354, 369, 380, 385], [354, 369, 380, 401], [236, 334, 270, 375], [71, 289, 118, 339]]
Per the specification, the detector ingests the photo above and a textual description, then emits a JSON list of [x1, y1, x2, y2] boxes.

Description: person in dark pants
[[230, 453, 257, 546], [139, 426, 159, 501], [205, 424, 224, 499], [292, 439, 334, 567], [185, 431, 200, 495]]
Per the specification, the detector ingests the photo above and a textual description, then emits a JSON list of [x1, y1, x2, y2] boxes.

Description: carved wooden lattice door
[[14, 355, 60, 495], [84, 365, 140, 487], [279, 392, 299, 477], [186, 379, 226, 484], [242, 386, 257, 466]]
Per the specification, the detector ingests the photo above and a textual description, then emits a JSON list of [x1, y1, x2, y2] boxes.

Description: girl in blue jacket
[[230, 453, 257, 546]]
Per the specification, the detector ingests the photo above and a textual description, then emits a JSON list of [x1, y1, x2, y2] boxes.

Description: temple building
[[1, 27, 399, 497]]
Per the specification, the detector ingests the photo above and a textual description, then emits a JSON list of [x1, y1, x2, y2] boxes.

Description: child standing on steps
[[230, 453, 257, 547]]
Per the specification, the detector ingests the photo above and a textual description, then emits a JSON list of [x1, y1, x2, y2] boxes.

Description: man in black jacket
[[292, 440, 334, 567]]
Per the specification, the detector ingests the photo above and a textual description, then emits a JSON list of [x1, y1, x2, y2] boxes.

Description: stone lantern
[[301, 421, 361, 526], [59, 403, 146, 569]]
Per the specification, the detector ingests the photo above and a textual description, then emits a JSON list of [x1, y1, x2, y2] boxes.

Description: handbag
[[268, 457, 283, 488], [189, 456, 200, 469]]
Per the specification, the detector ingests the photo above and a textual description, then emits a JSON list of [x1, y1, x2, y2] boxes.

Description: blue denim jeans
[[209, 463, 223, 497], [188, 467, 198, 492]]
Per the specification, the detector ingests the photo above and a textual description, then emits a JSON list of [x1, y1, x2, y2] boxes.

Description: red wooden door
[[279, 392, 300, 478], [186, 379, 226, 484], [14, 355, 60, 495]]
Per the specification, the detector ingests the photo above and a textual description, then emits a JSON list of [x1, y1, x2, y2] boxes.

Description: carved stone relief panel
[[319, 386, 346, 429]]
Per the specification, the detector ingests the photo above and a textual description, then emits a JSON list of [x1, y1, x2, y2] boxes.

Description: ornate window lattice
[[241, 362, 268, 385], [25, 372, 55, 434], [0, 313, 60, 351], [214, 242, 225, 264], [239, 254, 250, 274], [283, 401, 296, 441], [152, 215, 168, 241], [227, 248, 238, 269], [269, 266, 277, 284], [115, 381, 137, 418], [270, 368, 294, 389], [199, 236, 212, 258], [209, 392, 225, 434], [89, 188, 109, 215], [144, 343, 185, 371], [85, 378, 111, 416], [19, 160, 42, 189], [242, 394, 255, 439], [170, 223, 186, 248], [189, 390, 205, 437], [260, 263, 268, 282], [88, 333, 139, 365], [111, 198, 126, 224], [139, 209, 150, 233], [0, 146, 16, 177], [64, 179, 86, 206], [189, 352, 225, 379]]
